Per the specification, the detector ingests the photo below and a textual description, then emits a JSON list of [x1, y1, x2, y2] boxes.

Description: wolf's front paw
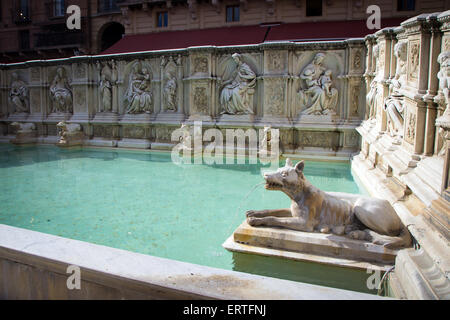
[[247, 217, 262, 227], [246, 210, 262, 218]]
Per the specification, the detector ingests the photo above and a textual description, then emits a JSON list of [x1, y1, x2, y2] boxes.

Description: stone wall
[[0, 40, 366, 158], [354, 11, 450, 299]]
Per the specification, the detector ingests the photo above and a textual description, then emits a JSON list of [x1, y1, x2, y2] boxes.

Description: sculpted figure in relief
[[50, 67, 72, 113], [366, 45, 379, 120], [164, 71, 177, 112], [220, 53, 256, 115], [298, 53, 338, 115], [384, 41, 407, 138], [98, 66, 112, 112], [125, 62, 153, 114], [9, 72, 29, 113], [434, 51, 450, 155], [435, 51, 450, 116]]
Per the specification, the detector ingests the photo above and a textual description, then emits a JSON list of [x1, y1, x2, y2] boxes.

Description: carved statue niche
[[50, 67, 73, 114], [366, 45, 379, 120], [434, 51, 450, 156], [162, 57, 178, 112], [384, 41, 408, 139], [9, 72, 29, 113], [219, 53, 256, 115], [298, 53, 338, 116], [96, 60, 119, 113], [124, 60, 153, 114]]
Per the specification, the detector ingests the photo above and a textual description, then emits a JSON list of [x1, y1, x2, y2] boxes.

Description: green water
[[0, 144, 380, 295]]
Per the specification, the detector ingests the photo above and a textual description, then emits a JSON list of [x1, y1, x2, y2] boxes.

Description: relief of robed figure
[[9, 72, 29, 113], [298, 53, 338, 116], [219, 53, 256, 115], [50, 67, 73, 113], [124, 61, 153, 114]]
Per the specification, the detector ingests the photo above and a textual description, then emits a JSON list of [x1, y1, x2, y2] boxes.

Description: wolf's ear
[[285, 158, 293, 167], [295, 160, 305, 173]]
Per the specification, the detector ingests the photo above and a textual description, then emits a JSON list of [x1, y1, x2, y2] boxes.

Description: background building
[[1, 0, 449, 62]]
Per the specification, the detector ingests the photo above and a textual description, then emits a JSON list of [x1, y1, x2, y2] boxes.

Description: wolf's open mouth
[[265, 181, 283, 188]]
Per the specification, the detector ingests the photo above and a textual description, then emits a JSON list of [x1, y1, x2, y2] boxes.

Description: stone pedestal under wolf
[[246, 159, 412, 249]]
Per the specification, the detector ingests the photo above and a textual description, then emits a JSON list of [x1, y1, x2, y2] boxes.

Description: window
[[18, 0, 30, 19], [19, 30, 30, 50], [226, 5, 239, 22], [98, 0, 118, 13], [157, 11, 168, 27], [54, 0, 65, 17], [306, 0, 322, 17], [397, 0, 415, 11]]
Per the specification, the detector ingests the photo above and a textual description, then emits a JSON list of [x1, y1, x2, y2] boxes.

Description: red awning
[[100, 18, 406, 55], [101, 25, 268, 55]]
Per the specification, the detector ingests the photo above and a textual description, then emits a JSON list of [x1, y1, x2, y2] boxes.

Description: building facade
[[1, 0, 449, 63]]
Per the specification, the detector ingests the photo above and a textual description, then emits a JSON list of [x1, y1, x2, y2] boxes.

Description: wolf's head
[[263, 158, 307, 199]]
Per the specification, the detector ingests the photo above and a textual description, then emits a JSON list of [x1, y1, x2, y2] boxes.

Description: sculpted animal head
[[263, 158, 306, 197], [57, 121, 67, 130]]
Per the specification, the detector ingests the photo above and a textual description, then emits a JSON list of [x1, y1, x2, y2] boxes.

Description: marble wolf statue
[[246, 159, 412, 249]]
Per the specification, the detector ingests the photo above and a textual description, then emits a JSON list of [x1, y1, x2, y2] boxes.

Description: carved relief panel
[[190, 81, 210, 115], [408, 40, 420, 84], [161, 55, 181, 112], [264, 50, 287, 74], [123, 60, 154, 114], [404, 108, 417, 145], [48, 66, 73, 114], [264, 78, 285, 116], [294, 51, 343, 117], [8, 70, 29, 114]]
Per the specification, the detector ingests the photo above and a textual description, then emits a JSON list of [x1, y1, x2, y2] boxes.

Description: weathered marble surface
[[0, 224, 387, 300], [0, 40, 365, 157]]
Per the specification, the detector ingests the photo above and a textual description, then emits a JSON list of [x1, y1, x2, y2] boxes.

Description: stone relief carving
[[265, 78, 285, 115], [384, 41, 407, 139], [50, 67, 73, 113], [434, 51, 450, 115], [434, 51, 450, 155], [298, 131, 334, 148], [405, 111, 416, 144], [378, 43, 385, 68], [124, 126, 146, 139], [219, 53, 256, 115], [161, 56, 179, 112], [352, 49, 362, 70], [267, 51, 284, 71], [74, 88, 86, 108], [30, 68, 40, 82], [9, 72, 29, 113], [96, 60, 118, 113], [408, 41, 420, 80], [246, 159, 412, 249], [193, 86, 209, 114], [193, 56, 208, 74], [350, 84, 360, 116], [298, 53, 338, 115], [366, 45, 379, 120], [74, 63, 86, 79], [124, 61, 153, 114]]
